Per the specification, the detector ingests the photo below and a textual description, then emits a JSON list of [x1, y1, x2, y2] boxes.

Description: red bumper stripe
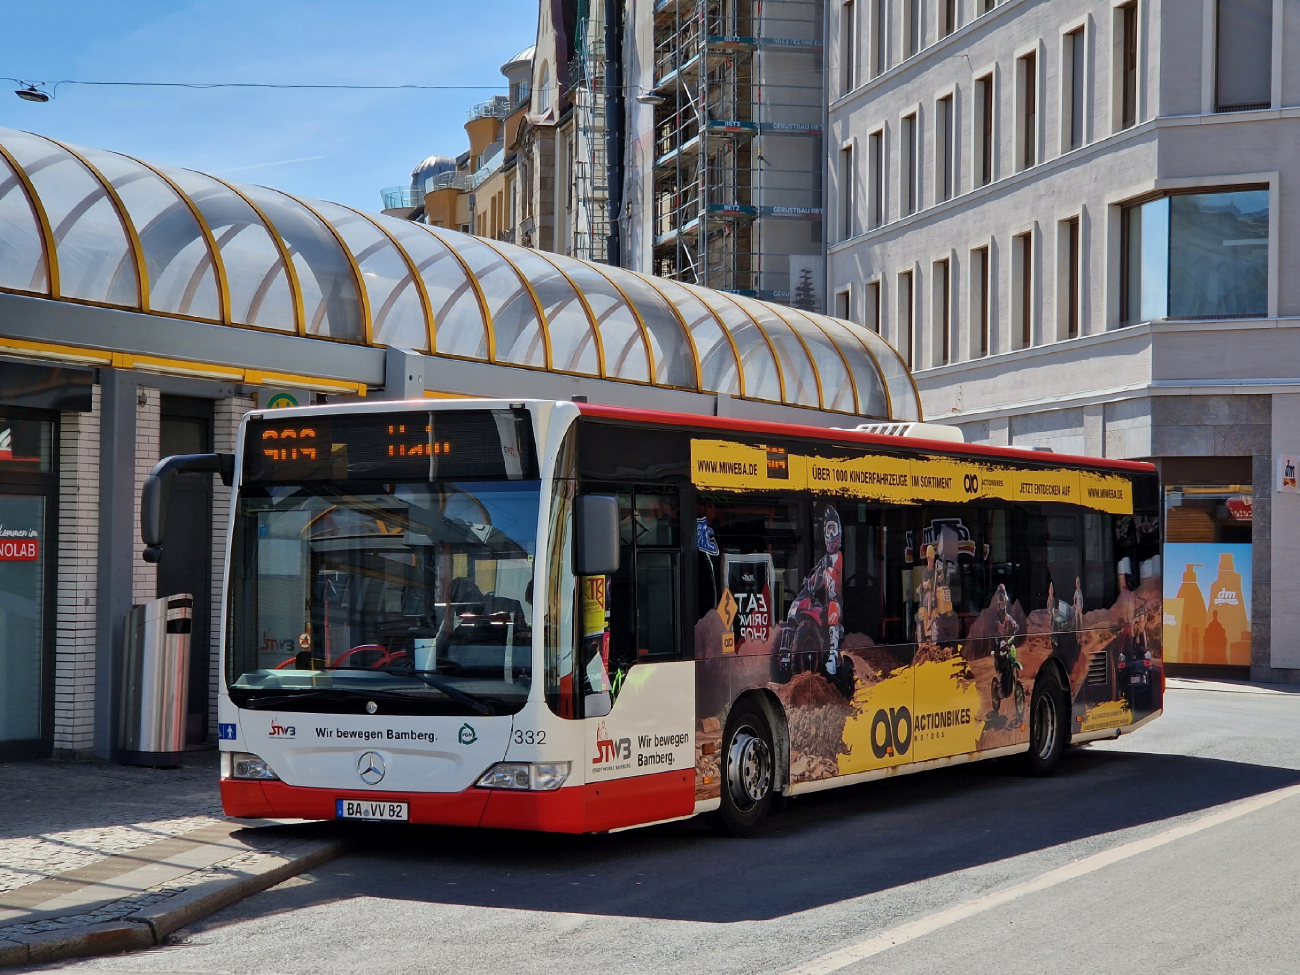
[[221, 769, 694, 833]]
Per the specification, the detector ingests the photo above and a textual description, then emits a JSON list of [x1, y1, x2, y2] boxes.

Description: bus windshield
[[226, 480, 539, 716]]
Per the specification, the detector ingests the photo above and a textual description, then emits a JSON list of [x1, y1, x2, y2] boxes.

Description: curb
[[0, 838, 347, 969]]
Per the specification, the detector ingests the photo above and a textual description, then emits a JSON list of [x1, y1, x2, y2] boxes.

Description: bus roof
[[574, 403, 1157, 475]]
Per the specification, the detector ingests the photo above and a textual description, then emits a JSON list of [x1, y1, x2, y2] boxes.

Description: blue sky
[[0, 0, 537, 210]]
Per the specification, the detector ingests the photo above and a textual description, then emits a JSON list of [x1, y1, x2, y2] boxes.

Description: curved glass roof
[[0, 126, 920, 420]]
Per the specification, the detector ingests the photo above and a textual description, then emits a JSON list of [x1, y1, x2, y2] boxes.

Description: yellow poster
[[691, 440, 807, 492], [1080, 699, 1133, 733], [804, 453, 912, 503], [1012, 468, 1082, 505], [839, 668, 915, 774]]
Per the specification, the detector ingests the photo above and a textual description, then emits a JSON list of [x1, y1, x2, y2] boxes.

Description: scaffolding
[[570, 1, 611, 263], [650, 0, 824, 304]]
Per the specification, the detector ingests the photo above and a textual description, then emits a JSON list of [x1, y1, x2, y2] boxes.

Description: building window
[[872, 0, 887, 76], [1063, 27, 1085, 151], [538, 62, 551, 113], [1014, 231, 1033, 348], [975, 74, 994, 187], [840, 144, 855, 240], [1017, 51, 1037, 171], [936, 93, 954, 203], [1118, 2, 1138, 130], [902, 112, 918, 216], [973, 245, 990, 356], [935, 258, 951, 364], [905, 0, 921, 59], [1061, 216, 1081, 338], [941, 0, 957, 37], [869, 129, 885, 228], [1121, 188, 1268, 324], [842, 0, 857, 94], [1216, 0, 1272, 112], [866, 280, 881, 332], [899, 269, 915, 367], [836, 288, 852, 320], [980, 0, 996, 13]]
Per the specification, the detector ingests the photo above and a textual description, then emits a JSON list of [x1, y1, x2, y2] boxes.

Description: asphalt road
[[28, 679, 1300, 975]]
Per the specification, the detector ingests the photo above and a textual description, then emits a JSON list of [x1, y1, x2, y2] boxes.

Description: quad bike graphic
[[990, 636, 1026, 720]]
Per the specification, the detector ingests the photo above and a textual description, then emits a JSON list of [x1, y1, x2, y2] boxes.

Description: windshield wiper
[[380, 669, 495, 715], [234, 687, 443, 710]]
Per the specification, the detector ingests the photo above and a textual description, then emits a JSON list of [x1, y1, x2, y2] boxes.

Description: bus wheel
[[716, 699, 775, 837], [1023, 669, 1067, 777]]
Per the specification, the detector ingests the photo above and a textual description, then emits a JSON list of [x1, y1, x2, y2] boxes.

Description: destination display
[[689, 439, 1133, 514], [244, 409, 537, 483]]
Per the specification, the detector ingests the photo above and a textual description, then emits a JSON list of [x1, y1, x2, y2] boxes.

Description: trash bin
[[117, 594, 193, 767]]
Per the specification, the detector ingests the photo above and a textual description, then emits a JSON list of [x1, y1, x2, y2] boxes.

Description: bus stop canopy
[[0, 126, 920, 420]]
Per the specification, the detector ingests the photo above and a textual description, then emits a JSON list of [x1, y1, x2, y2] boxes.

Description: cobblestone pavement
[[0, 753, 224, 895]]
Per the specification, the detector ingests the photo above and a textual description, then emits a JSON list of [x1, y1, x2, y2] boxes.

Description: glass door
[[0, 409, 56, 758]]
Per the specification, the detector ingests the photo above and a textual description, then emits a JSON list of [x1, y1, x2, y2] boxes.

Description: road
[[28, 679, 1300, 975]]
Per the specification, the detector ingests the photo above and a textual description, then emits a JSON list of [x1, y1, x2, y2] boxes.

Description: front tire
[[716, 699, 776, 837], [1023, 668, 1067, 776]]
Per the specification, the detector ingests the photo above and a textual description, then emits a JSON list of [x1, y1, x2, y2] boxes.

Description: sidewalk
[[0, 753, 344, 968]]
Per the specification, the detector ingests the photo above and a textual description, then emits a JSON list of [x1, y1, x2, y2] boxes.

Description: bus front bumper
[[221, 769, 693, 833]]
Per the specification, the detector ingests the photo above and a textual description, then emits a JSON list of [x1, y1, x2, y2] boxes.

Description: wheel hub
[[727, 726, 772, 810]]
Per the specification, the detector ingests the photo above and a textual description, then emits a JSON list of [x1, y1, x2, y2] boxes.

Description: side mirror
[[142, 453, 235, 563], [575, 494, 620, 576]]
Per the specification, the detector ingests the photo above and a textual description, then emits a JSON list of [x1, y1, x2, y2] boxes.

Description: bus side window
[[835, 503, 883, 646], [608, 486, 682, 664]]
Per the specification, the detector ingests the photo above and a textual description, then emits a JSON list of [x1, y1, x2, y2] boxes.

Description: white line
[[782, 781, 1300, 975]]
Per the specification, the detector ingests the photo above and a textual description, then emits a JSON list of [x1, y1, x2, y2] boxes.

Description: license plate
[[1130, 673, 1148, 685], [335, 798, 409, 821]]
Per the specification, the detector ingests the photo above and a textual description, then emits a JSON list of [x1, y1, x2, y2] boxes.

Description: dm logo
[[265, 391, 301, 410], [458, 723, 478, 745]]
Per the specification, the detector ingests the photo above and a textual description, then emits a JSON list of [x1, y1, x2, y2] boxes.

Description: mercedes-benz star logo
[[357, 751, 386, 785]]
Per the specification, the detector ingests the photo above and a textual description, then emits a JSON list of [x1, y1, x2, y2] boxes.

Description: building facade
[[826, 0, 1298, 682]]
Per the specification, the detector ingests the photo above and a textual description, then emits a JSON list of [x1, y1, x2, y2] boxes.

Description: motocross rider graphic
[[786, 506, 845, 675]]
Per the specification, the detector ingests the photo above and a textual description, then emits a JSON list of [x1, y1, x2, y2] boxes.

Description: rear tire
[[1023, 668, 1068, 777], [715, 699, 776, 837]]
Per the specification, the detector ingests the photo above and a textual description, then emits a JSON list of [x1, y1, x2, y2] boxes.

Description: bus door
[[582, 485, 694, 828]]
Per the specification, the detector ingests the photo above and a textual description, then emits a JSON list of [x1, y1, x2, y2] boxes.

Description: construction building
[[631, 0, 826, 307]]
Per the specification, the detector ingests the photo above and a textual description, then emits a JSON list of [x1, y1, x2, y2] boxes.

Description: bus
[[143, 399, 1163, 837]]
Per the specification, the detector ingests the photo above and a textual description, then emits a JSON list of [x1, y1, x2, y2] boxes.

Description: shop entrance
[[0, 410, 56, 760], [157, 397, 214, 745]]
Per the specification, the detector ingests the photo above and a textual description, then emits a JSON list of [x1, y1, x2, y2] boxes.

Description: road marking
[[783, 780, 1300, 975]]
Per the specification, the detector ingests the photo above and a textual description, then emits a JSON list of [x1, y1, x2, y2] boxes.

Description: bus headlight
[[476, 761, 571, 791], [222, 751, 281, 781]]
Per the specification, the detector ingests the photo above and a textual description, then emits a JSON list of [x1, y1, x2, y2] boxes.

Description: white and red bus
[[145, 399, 1163, 836]]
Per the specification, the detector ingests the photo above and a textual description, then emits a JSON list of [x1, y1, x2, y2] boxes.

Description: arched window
[[538, 62, 551, 112]]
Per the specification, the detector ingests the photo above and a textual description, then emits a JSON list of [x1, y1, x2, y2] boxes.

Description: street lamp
[[14, 85, 50, 103], [635, 92, 665, 106]]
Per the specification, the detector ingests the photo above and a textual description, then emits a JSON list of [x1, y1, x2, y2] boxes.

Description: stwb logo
[[269, 720, 296, 738]]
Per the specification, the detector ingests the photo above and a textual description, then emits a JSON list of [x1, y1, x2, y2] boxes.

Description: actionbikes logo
[[962, 473, 980, 494], [870, 707, 912, 759], [269, 720, 296, 738], [915, 708, 973, 732]]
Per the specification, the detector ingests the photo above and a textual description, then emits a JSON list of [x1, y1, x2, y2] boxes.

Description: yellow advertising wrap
[[690, 440, 806, 492], [1078, 471, 1134, 514], [1080, 699, 1133, 733], [690, 439, 1135, 515], [839, 668, 914, 774], [910, 659, 986, 762], [804, 452, 912, 503]]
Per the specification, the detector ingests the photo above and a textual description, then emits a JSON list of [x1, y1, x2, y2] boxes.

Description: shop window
[[0, 416, 53, 473], [1121, 189, 1268, 324]]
